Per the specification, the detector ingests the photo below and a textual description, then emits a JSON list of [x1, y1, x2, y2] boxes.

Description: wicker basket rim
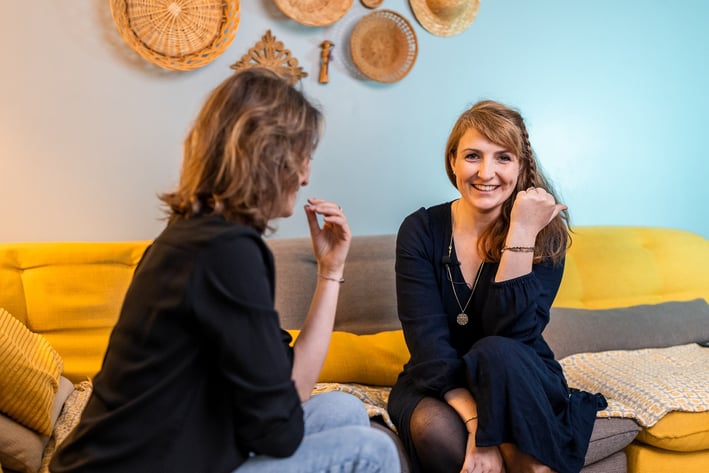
[[273, 0, 353, 27], [110, 0, 241, 71]]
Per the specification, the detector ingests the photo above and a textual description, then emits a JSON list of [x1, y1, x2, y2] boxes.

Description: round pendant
[[456, 313, 469, 326]]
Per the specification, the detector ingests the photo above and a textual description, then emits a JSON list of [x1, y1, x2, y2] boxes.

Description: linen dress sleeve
[[480, 258, 565, 343], [190, 232, 303, 458], [396, 209, 467, 397]]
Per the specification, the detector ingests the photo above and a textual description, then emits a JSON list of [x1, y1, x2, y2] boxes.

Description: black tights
[[409, 397, 468, 473]]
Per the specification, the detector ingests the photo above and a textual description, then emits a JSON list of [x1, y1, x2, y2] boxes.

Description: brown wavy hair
[[160, 68, 322, 234], [444, 100, 570, 264]]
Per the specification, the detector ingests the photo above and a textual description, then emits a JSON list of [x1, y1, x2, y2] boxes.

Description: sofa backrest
[[1, 226, 707, 381], [0, 241, 150, 381]]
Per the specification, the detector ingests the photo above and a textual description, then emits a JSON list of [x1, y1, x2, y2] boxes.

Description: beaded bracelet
[[318, 273, 345, 284], [501, 246, 535, 253]]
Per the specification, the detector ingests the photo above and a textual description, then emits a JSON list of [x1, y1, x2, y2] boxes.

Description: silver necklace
[[445, 232, 484, 326]]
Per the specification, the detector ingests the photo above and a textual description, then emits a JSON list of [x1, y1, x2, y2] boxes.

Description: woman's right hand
[[507, 187, 566, 242], [304, 198, 351, 278], [460, 433, 505, 473]]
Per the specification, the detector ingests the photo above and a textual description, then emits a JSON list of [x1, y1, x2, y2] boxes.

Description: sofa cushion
[[290, 330, 409, 386], [269, 235, 401, 334], [545, 299, 709, 359], [0, 376, 73, 473], [636, 410, 709, 451], [0, 309, 64, 435], [585, 418, 641, 465]]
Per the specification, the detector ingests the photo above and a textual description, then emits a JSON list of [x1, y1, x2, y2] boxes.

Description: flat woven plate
[[350, 9, 418, 83], [110, 0, 240, 71], [274, 0, 352, 27]]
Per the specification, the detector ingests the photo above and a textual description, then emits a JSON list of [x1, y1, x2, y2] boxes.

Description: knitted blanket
[[561, 343, 709, 427]]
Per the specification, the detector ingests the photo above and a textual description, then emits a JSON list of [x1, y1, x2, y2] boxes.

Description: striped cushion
[[0, 308, 63, 435]]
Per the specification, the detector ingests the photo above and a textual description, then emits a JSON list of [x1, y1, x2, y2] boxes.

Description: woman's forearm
[[291, 276, 342, 401]]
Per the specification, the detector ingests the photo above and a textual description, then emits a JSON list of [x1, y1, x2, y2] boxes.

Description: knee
[[306, 391, 369, 427]]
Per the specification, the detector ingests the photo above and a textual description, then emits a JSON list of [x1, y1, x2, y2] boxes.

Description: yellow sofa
[[1, 226, 708, 473]]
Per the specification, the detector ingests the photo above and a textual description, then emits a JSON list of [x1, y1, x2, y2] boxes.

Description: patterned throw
[[561, 343, 709, 427], [313, 383, 395, 431]]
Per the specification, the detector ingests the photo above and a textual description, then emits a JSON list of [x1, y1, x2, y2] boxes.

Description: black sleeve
[[190, 232, 303, 457], [395, 209, 467, 397], [480, 258, 565, 343]]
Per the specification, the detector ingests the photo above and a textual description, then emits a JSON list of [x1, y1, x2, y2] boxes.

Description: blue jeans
[[235, 391, 400, 473]]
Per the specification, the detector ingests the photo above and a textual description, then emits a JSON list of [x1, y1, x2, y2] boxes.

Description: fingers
[[304, 198, 351, 237]]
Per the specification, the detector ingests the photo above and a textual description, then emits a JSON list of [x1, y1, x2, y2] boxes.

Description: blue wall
[[1, 0, 707, 242]]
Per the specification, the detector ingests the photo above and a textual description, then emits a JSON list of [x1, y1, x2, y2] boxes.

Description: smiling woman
[[387, 100, 606, 473]]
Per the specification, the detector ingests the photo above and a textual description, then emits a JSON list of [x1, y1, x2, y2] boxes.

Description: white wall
[[1, 0, 708, 242]]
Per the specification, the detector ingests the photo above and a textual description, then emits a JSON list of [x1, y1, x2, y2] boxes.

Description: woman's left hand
[[304, 198, 351, 278]]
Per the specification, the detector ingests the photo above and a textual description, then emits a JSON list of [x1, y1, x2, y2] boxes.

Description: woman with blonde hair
[[51, 68, 399, 473], [388, 100, 606, 473]]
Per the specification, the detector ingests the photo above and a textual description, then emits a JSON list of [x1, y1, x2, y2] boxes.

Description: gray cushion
[[585, 418, 640, 466], [545, 299, 709, 359], [582, 449, 628, 473], [268, 235, 400, 334]]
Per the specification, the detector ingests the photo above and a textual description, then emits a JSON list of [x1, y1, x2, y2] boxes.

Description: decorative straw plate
[[274, 0, 353, 27], [349, 9, 418, 83], [110, 0, 241, 71]]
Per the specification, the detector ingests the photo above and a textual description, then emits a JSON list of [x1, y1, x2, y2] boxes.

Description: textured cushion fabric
[[585, 418, 641, 465], [582, 450, 627, 473], [544, 299, 709, 359], [290, 330, 409, 386], [636, 410, 709, 451], [0, 377, 73, 473], [0, 308, 64, 435]]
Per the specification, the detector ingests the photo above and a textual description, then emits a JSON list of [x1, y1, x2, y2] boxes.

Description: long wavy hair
[[444, 100, 570, 264], [160, 68, 323, 234]]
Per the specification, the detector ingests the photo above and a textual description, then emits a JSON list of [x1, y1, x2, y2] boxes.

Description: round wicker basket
[[349, 9, 418, 83], [110, 0, 241, 71], [274, 0, 352, 27]]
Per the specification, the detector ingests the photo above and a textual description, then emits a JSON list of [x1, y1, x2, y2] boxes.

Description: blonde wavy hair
[[160, 68, 322, 233], [444, 100, 570, 264]]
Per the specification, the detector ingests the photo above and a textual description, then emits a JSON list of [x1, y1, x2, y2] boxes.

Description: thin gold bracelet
[[464, 415, 478, 424], [318, 273, 345, 284]]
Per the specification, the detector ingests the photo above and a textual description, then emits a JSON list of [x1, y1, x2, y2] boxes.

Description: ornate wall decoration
[[230, 30, 307, 84]]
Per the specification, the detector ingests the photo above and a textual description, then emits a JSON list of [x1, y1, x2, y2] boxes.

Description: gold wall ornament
[[319, 40, 334, 84], [230, 30, 307, 84]]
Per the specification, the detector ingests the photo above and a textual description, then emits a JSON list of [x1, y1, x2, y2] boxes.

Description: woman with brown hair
[[50, 68, 399, 473], [387, 100, 606, 473]]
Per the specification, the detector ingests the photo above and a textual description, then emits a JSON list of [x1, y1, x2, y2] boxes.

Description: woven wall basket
[[350, 9, 418, 83], [110, 0, 241, 71]]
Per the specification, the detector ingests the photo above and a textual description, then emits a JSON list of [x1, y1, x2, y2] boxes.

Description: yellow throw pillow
[[289, 329, 409, 386], [0, 308, 63, 435]]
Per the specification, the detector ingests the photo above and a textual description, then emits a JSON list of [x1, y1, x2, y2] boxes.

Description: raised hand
[[508, 187, 567, 241], [304, 198, 351, 278]]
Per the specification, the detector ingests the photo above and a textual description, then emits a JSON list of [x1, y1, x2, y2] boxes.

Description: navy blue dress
[[387, 203, 606, 473]]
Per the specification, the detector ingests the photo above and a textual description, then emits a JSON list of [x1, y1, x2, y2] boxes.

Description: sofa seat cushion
[[635, 410, 709, 451], [584, 418, 641, 465], [290, 330, 409, 386], [625, 441, 709, 473]]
